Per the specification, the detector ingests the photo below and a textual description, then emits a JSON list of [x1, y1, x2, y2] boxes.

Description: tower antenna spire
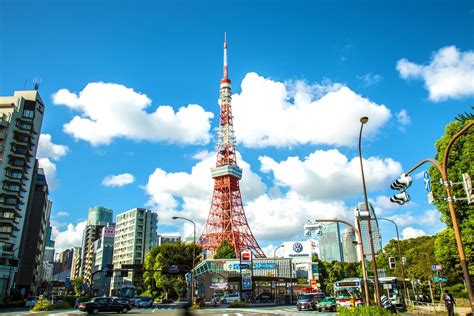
[[223, 32, 228, 79]]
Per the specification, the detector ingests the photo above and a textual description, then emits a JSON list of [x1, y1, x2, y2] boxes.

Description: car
[[220, 293, 241, 304], [25, 296, 37, 308], [254, 292, 274, 303], [296, 293, 317, 311], [134, 296, 141, 305], [138, 296, 153, 308], [315, 297, 337, 312], [78, 297, 130, 314]]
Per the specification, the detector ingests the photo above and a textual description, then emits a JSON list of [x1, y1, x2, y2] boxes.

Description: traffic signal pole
[[403, 121, 473, 314], [378, 217, 409, 304], [312, 218, 370, 306]]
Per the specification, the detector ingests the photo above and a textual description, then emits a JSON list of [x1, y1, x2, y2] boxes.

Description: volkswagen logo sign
[[293, 242, 303, 253]]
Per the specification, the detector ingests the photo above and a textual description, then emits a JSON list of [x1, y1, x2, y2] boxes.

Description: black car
[[78, 297, 130, 314], [254, 292, 274, 303]]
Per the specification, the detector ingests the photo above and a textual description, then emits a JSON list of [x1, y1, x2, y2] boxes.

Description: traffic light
[[389, 257, 396, 269], [390, 192, 410, 205], [390, 174, 412, 191], [390, 174, 412, 205]]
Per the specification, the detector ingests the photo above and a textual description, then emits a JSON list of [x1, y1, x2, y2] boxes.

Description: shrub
[[0, 300, 26, 308], [53, 300, 71, 309], [229, 300, 248, 308], [32, 299, 52, 311], [338, 306, 392, 315]]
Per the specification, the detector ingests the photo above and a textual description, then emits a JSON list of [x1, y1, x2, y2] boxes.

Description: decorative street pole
[[172, 216, 196, 304], [401, 121, 474, 313], [378, 217, 409, 303], [358, 116, 382, 306], [273, 244, 284, 304], [311, 218, 370, 306]]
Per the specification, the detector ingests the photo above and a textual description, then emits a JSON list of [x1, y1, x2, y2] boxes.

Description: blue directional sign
[[424, 171, 431, 193], [65, 278, 70, 289]]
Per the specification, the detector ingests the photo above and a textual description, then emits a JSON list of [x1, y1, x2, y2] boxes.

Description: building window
[[1, 212, 15, 219], [11, 159, 25, 167], [5, 170, 22, 179], [22, 109, 34, 119], [3, 183, 20, 192], [0, 226, 12, 233]]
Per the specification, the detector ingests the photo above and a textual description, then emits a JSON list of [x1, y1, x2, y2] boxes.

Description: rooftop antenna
[[33, 76, 41, 91]]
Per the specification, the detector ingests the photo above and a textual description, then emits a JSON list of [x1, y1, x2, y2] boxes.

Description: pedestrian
[[74, 296, 80, 308], [442, 290, 455, 316]]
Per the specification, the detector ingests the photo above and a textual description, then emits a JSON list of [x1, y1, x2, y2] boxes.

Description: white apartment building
[[0, 90, 44, 296], [111, 208, 157, 294]]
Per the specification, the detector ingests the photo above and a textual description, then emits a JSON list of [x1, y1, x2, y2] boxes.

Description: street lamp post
[[273, 244, 284, 304], [4, 246, 22, 299], [312, 218, 370, 306], [358, 116, 382, 306], [400, 121, 474, 313], [378, 217, 409, 303], [172, 216, 196, 304]]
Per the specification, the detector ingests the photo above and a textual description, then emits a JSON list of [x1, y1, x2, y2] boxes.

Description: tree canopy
[[429, 119, 474, 283], [143, 241, 202, 300], [213, 240, 236, 259]]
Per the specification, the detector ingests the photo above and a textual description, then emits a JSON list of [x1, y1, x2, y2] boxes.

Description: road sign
[[427, 191, 434, 204], [433, 277, 448, 283], [431, 264, 444, 271], [65, 278, 71, 289], [424, 171, 431, 193]]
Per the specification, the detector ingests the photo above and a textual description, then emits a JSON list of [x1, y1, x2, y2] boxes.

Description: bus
[[333, 278, 365, 307], [378, 277, 407, 310], [118, 285, 136, 305]]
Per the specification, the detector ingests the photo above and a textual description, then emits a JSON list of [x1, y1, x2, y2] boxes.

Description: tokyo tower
[[199, 35, 265, 258]]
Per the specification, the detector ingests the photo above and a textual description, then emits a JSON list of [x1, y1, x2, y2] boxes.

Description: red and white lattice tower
[[199, 35, 265, 258]]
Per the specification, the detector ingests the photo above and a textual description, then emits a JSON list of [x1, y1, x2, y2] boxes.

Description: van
[[220, 293, 241, 304]]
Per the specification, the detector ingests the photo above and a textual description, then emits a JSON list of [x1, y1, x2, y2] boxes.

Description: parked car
[[296, 293, 317, 311], [220, 293, 241, 304], [254, 292, 274, 303], [134, 296, 141, 306], [138, 296, 153, 308], [25, 296, 37, 308], [315, 297, 337, 312], [78, 297, 131, 314]]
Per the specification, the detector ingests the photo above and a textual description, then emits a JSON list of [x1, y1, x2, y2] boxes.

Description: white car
[[220, 293, 241, 304]]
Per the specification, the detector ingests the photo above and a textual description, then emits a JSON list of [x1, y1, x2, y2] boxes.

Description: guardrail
[[409, 300, 445, 313]]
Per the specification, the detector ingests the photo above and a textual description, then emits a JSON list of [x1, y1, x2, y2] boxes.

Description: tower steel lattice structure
[[199, 35, 265, 258]]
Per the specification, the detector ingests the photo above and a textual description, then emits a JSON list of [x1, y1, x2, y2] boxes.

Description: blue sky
[[1, 0, 473, 254]]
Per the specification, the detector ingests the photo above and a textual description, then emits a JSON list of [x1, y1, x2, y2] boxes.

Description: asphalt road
[[0, 306, 337, 316]]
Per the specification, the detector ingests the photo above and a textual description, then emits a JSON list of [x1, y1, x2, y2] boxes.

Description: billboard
[[281, 241, 312, 264]]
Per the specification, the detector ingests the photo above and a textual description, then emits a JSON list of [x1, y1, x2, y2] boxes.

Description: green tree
[[429, 119, 474, 284], [214, 240, 236, 259], [143, 241, 202, 301], [73, 277, 84, 296]]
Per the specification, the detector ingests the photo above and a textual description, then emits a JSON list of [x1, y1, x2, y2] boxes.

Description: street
[[0, 306, 337, 316]]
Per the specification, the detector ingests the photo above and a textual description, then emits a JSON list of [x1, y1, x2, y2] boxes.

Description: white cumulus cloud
[[401, 227, 427, 239], [389, 209, 440, 227], [51, 220, 87, 253], [397, 46, 474, 101], [357, 73, 383, 87], [37, 134, 69, 190], [259, 149, 402, 200], [102, 173, 135, 187], [396, 109, 411, 126], [231, 72, 392, 148], [52, 82, 214, 146]]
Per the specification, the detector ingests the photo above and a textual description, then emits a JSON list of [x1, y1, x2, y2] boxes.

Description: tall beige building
[[70, 247, 82, 280], [342, 228, 358, 263], [111, 208, 157, 294], [0, 90, 44, 296]]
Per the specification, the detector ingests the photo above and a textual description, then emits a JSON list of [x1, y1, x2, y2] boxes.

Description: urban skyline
[[0, 0, 472, 304]]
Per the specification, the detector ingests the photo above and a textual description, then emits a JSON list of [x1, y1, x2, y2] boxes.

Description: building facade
[[0, 90, 45, 296], [355, 203, 382, 261], [341, 228, 358, 263], [111, 208, 157, 293], [88, 206, 113, 225], [319, 222, 344, 262], [80, 206, 114, 285], [70, 247, 82, 280], [16, 163, 52, 296], [157, 234, 181, 245], [58, 248, 73, 272], [92, 224, 115, 296]]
